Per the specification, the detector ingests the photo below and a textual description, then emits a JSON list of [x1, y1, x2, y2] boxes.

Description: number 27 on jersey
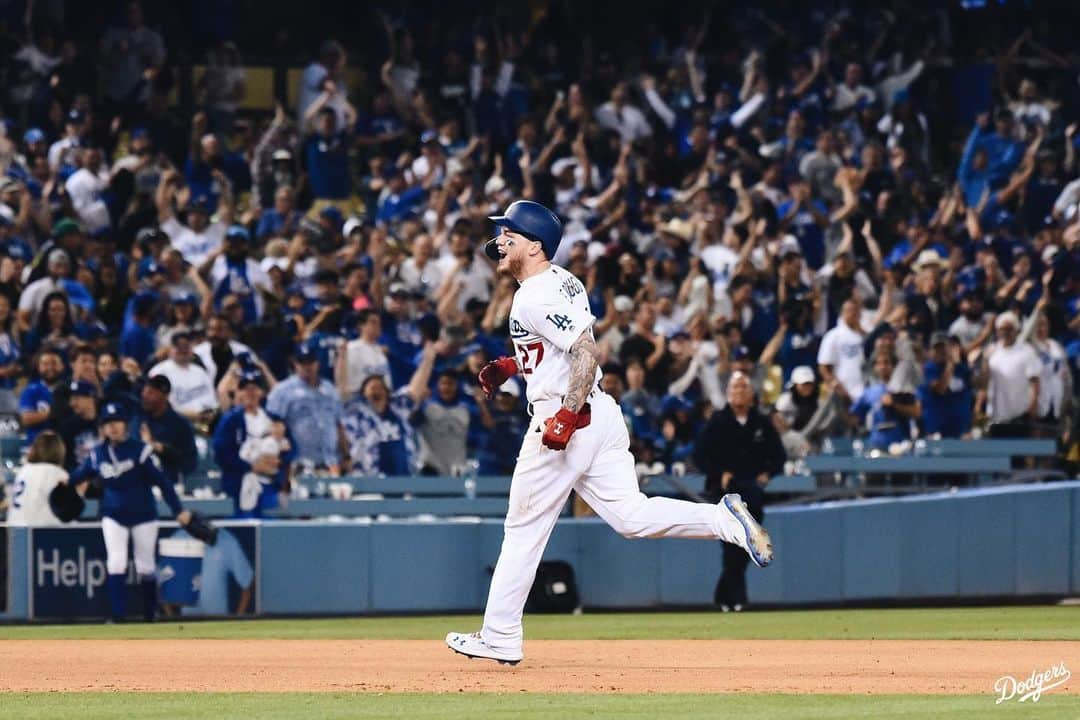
[[516, 341, 544, 374]]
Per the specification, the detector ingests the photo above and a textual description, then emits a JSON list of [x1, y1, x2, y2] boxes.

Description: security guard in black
[[694, 373, 785, 608]]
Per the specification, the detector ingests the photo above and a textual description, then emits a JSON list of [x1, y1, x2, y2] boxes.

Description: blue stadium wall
[[3, 481, 1079, 619]]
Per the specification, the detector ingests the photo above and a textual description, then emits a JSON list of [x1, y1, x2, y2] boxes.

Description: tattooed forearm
[[563, 331, 600, 413]]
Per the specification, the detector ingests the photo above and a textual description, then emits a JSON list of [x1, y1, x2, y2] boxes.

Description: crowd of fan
[[0, 2, 1078, 508]]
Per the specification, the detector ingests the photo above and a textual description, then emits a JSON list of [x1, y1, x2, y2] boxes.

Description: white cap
[[613, 295, 634, 313], [484, 176, 506, 196], [259, 256, 290, 274], [779, 235, 802, 257], [995, 311, 1019, 329], [551, 156, 578, 177], [659, 218, 693, 242], [342, 216, 365, 238], [790, 365, 815, 385], [914, 249, 943, 270]]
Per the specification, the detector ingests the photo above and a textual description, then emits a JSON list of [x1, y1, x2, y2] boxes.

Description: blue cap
[[487, 200, 563, 260], [732, 345, 752, 361], [661, 394, 694, 415], [80, 320, 109, 340], [5, 241, 28, 260], [138, 258, 164, 279], [319, 205, 344, 230], [955, 265, 986, 289], [185, 195, 212, 215], [69, 380, 97, 398], [956, 286, 977, 301], [136, 226, 169, 249], [99, 402, 128, 424], [987, 208, 1017, 232], [294, 339, 319, 362], [173, 292, 197, 306], [236, 351, 257, 370], [23, 128, 45, 145], [67, 108, 85, 124], [225, 224, 250, 243], [644, 186, 675, 203], [133, 290, 158, 315], [131, 127, 151, 141], [236, 368, 265, 388]]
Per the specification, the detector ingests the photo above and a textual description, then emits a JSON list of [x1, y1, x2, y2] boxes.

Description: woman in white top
[[6, 431, 70, 526], [336, 309, 392, 399], [1023, 309, 1072, 429]]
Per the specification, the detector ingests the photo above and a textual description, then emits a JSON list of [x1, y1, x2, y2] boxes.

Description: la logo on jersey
[[546, 313, 574, 332]]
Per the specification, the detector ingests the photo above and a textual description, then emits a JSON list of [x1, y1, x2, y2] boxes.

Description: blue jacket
[[73, 437, 183, 526], [212, 405, 296, 498]]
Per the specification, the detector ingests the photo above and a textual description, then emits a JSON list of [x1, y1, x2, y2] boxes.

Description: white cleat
[[445, 631, 523, 665], [721, 493, 774, 568]]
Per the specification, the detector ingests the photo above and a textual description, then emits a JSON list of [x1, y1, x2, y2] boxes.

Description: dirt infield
[[2, 639, 1078, 694]]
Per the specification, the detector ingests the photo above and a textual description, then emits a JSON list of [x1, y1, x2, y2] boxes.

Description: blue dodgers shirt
[[265, 375, 343, 467], [850, 383, 915, 451], [305, 132, 351, 199], [777, 198, 828, 270], [343, 390, 417, 476], [0, 332, 19, 389], [918, 360, 973, 438], [18, 380, 53, 441]]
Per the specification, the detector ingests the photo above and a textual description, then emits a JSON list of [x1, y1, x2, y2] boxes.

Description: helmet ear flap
[[484, 238, 501, 261]]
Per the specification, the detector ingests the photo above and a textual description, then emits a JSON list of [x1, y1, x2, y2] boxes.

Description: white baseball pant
[[102, 517, 158, 577], [480, 390, 748, 653]]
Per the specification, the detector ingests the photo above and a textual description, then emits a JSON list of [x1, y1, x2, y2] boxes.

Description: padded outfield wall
[[2, 482, 1078, 620]]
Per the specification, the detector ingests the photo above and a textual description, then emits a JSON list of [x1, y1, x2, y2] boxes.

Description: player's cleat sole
[[445, 631, 523, 665], [722, 493, 774, 568]]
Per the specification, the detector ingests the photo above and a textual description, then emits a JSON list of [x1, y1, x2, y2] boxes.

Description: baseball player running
[[446, 201, 773, 665]]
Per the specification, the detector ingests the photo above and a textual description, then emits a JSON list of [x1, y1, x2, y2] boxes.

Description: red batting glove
[[478, 357, 518, 398], [542, 407, 579, 451]]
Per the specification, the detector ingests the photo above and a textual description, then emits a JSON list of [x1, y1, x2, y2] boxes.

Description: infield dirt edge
[[3, 638, 1078, 695]]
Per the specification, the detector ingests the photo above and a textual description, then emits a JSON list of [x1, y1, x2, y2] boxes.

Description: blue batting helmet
[[486, 200, 563, 261]]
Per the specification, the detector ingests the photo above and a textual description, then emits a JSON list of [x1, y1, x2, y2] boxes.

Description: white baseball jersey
[[508, 265, 601, 404], [478, 264, 762, 660], [6, 462, 68, 526]]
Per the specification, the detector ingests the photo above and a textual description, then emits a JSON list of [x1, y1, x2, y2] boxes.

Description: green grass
[[3, 693, 1078, 720], [3, 606, 1077, 641]]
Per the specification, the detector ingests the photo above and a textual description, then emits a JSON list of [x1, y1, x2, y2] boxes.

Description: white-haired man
[[980, 311, 1040, 437]]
